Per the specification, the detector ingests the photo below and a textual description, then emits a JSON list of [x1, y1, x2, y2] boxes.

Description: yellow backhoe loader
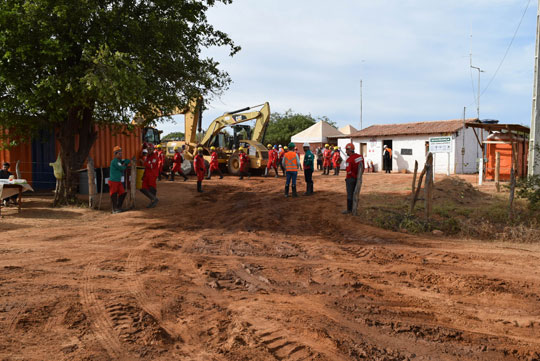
[[167, 100, 270, 175]]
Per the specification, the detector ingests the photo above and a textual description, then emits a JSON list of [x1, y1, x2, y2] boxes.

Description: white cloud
[[158, 0, 538, 135]]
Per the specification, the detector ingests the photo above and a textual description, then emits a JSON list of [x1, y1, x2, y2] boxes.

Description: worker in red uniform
[[332, 146, 342, 175], [264, 144, 279, 177], [323, 144, 332, 175], [155, 144, 167, 180], [194, 146, 206, 193], [238, 146, 250, 180], [170, 146, 188, 181], [278, 146, 287, 176], [207, 146, 223, 180], [140, 144, 159, 208], [343, 143, 364, 214]]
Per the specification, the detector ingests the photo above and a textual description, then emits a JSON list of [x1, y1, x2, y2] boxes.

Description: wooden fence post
[[130, 157, 137, 209], [351, 164, 364, 216], [410, 161, 418, 211], [424, 152, 434, 220], [87, 157, 97, 209], [495, 152, 500, 192], [15, 160, 21, 179]]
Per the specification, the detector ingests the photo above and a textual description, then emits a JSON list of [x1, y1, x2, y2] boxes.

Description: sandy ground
[[1, 172, 540, 361]]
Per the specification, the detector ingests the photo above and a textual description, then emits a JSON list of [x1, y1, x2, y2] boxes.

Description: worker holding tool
[[332, 146, 342, 175], [238, 146, 250, 180], [108, 146, 131, 214], [207, 146, 223, 180], [264, 144, 279, 177], [343, 143, 364, 214], [323, 144, 332, 175], [282, 142, 301, 197], [170, 146, 188, 181], [140, 144, 159, 208], [302, 143, 314, 196], [194, 147, 206, 193]]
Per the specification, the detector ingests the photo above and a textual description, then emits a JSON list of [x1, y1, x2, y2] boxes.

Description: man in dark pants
[[343, 143, 364, 214], [282, 142, 301, 197], [302, 143, 314, 195], [383, 145, 392, 173]]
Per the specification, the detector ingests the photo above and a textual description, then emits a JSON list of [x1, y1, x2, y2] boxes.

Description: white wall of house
[[339, 127, 487, 174]]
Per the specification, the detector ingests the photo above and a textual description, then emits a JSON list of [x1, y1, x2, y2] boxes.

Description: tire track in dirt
[[125, 244, 179, 341], [80, 263, 129, 360], [6, 301, 27, 332]]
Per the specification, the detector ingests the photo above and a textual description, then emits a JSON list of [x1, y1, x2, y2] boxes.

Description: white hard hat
[[303, 143, 309, 147]]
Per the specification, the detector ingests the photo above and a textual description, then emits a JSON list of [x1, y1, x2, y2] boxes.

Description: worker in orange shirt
[[170, 146, 188, 181], [238, 146, 250, 180], [282, 142, 301, 197], [264, 144, 279, 177], [140, 144, 159, 208], [194, 147, 206, 193], [207, 146, 223, 180], [332, 146, 342, 175], [323, 144, 332, 175]]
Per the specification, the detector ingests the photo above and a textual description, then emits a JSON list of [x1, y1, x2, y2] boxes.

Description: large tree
[[0, 0, 239, 204]]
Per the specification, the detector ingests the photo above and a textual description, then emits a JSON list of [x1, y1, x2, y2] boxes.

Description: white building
[[334, 119, 488, 174]]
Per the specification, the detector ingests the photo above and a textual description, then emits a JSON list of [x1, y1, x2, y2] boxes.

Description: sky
[[158, 0, 538, 136]]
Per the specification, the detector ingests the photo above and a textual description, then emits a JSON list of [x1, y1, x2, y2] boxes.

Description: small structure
[[466, 123, 530, 181], [291, 121, 343, 153], [335, 118, 487, 174]]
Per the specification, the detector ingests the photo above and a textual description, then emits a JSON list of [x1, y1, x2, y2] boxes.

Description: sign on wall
[[429, 136, 452, 153]]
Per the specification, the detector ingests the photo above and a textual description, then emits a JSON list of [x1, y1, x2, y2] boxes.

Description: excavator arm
[[199, 102, 270, 147]]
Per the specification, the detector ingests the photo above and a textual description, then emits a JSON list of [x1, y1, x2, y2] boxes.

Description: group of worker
[[107, 140, 364, 214]]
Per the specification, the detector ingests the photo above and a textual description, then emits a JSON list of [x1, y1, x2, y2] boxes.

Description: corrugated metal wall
[[0, 143, 33, 184], [1, 125, 142, 187], [88, 126, 142, 168]]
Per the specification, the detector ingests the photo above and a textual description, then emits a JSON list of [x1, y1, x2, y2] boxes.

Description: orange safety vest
[[283, 151, 298, 172]]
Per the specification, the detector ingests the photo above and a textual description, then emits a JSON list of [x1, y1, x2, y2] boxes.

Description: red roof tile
[[344, 119, 479, 138]]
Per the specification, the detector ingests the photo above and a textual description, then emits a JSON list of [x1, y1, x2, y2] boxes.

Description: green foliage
[[515, 175, 540, 211], [0, 0, 239, 142], [263, 110, 333, 146], [162, 132, 185, 141]]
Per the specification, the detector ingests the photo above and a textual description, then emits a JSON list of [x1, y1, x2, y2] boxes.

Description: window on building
[[401, 148, 413, 155]]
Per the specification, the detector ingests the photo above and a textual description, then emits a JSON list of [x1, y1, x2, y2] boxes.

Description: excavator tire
[[227, 154, 241, 176]]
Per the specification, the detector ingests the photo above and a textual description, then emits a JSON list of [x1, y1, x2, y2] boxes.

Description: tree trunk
[[54, 106, 97, 206]]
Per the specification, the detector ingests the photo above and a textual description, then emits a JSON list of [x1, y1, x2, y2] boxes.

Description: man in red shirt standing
[[332, 146, 342, 175], [170, 146, 188, 181], [343, 143, 364, 214], [238, 146, 250, 180], [194, 147, 206, 193], [140, 144, 159, 208], [264, 144, 279, 177], [323, 144, 332, 175], [155, 144, 166, 180], [207, 146, 223, 180]]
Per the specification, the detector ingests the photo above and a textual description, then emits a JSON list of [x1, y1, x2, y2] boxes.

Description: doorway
[[382, 139, 393, 172], [360, 143, 367, 157]]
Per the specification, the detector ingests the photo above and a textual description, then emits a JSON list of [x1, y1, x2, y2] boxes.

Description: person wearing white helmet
[[302, 143, 315, 195]]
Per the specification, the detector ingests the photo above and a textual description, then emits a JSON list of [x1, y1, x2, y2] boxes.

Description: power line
[[481, 0, 533, 96]]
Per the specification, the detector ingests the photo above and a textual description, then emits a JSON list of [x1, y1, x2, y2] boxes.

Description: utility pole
[[360, 80, 363, 130], [470, 30, 484, 120], [528, 0, 540, 176]]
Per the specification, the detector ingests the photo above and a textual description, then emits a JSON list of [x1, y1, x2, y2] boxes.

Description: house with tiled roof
[[333, 118, 488, 174]]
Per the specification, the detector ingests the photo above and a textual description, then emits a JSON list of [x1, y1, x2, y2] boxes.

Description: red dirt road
[[1, 173, 539, 360]]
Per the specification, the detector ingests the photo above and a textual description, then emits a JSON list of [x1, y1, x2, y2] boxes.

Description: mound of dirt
[[433, 176, 483, 204]]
